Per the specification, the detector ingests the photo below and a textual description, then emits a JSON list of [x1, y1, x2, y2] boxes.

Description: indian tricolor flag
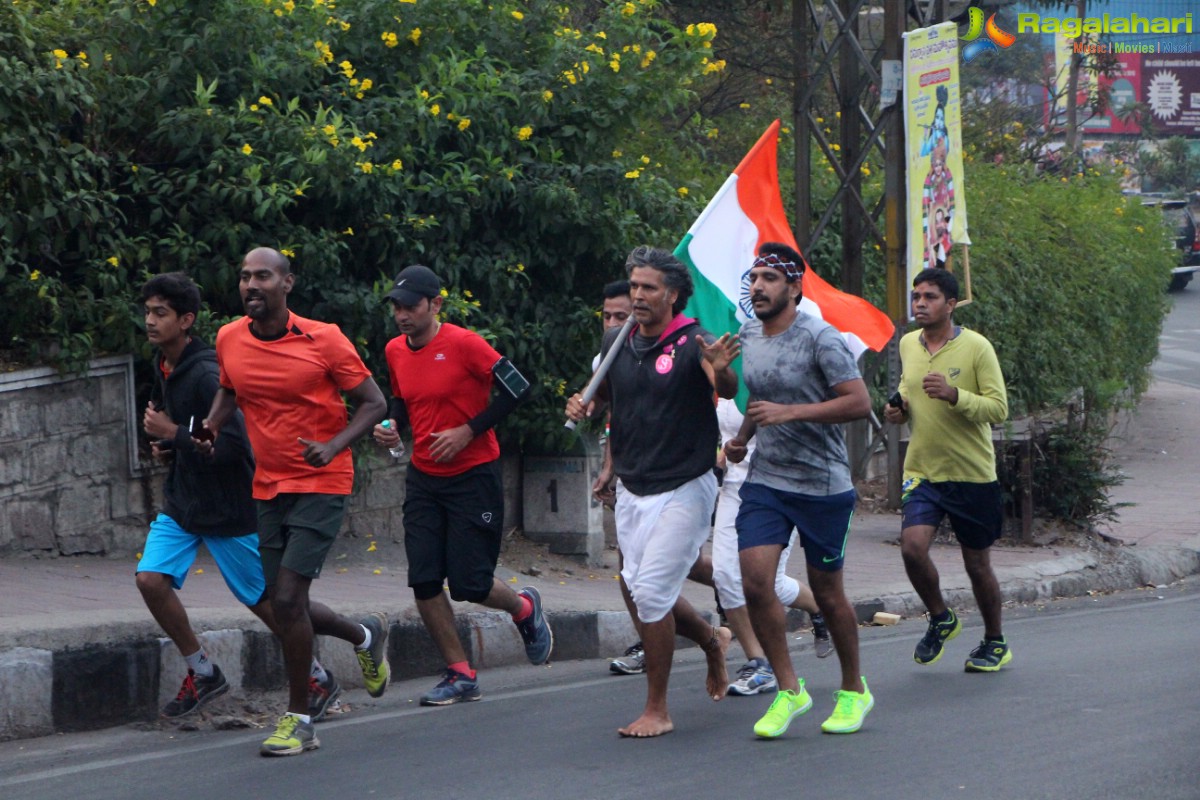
[[676, 119, 894, 410]]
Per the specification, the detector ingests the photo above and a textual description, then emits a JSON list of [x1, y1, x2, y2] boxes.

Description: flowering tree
[[0, 0, 725, 448]]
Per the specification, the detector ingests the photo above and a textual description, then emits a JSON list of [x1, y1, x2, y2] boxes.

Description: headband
[[753, 252, 804, 282]]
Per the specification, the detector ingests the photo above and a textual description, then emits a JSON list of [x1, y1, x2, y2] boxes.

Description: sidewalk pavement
[[1, 381, 1197, 741]]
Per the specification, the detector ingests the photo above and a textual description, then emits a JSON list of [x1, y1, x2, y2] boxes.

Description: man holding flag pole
[[565, 245, 740, 738]]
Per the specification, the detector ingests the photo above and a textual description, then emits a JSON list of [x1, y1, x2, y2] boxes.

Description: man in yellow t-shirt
[[883, 268, 1012, 673]]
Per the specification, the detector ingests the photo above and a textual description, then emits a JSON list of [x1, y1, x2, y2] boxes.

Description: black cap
[[386, 265, 441, 306]]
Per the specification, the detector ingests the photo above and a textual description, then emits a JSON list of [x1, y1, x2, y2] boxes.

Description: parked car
[[1143, 198, 1200, 291]]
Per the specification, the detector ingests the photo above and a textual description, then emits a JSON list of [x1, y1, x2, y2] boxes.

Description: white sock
[[355, 624, 372, 652], [287, 712, 312, 724], [184, 649, 214, 678], [311, 659, 328, 683]]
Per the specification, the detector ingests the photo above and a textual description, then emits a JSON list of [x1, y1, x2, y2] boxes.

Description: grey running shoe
[[356, 612, 391, 697], [610, 642, 645, 675], [420, 669, 482, 706], [811, 612, 834, 659], [308, 670, 342, 722], [161, 664, 229, 718], [515, 587, 554, 665], [727, 658, 778, 696]]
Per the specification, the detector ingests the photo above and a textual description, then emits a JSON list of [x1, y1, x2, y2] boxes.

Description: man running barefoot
[[566, 246, 739, 737]]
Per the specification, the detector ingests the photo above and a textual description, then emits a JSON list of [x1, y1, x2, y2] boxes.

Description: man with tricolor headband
[[565, 245, 740, 738], [724, 241, 876, 739]]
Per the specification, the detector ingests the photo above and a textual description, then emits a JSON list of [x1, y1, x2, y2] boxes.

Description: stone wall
[[0, 356, 519, 559], [0, 356, 151, 557]]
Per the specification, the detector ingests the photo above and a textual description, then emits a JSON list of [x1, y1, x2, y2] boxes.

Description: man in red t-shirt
[[204, 247, 389, 757], [373, 264, 552, 706]]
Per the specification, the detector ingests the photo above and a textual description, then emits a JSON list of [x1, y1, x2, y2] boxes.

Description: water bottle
[[381, 419, 406, 460]]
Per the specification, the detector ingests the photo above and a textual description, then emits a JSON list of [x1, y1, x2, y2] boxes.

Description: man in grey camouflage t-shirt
[[724, 242, 876, 739]]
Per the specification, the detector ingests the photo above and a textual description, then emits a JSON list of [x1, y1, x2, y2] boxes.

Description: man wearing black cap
[[374, 265, 552, 706]]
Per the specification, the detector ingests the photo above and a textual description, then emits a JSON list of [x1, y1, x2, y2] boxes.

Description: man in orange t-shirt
[[205, 247, 389, 757], [373, 264, 552, 707]]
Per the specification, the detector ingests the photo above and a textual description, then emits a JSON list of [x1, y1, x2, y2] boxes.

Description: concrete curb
[[2, 541, 1197, 742]]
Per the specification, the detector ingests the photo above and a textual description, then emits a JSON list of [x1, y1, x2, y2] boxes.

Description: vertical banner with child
[[903, 22, 970, 295]]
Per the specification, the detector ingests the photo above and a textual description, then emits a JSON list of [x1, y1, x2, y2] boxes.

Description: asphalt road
[[2, 580, 1197, 800], [1157, 284, 1200, 389]]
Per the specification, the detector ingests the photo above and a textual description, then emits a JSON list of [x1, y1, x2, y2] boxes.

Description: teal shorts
[[136, 513, 265, 605]]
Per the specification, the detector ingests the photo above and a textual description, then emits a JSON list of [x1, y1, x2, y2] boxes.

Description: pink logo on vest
[[655, 354, 673, 374]]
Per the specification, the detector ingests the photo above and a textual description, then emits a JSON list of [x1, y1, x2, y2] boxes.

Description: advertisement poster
[[1142, 56, 1200, 135], [903, 22, 970, 290]]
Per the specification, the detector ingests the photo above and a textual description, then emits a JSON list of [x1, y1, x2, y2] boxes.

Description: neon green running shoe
[[356, 612, 391, 698], [964, 638, 1012, 672], [820, 677, 874, 734], [260, 714, 319, 757], [753, 684, 813, 738], [914, 608, 961, 665]]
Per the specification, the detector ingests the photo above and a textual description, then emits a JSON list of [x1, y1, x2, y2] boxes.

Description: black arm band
[[466, 388, 521, 436], [388, 396, 410, 430]]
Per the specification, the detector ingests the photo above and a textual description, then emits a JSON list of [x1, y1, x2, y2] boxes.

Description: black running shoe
[[161, 664, 229, 718], [914, 609, 962, 665]]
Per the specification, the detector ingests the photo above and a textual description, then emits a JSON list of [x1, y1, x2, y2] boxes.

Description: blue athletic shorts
[[736, 483, 856, 572], [136, 513, 265, 605], [901, 478, 1003, 550]]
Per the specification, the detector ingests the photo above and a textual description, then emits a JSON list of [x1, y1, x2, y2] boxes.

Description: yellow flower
[[621, 2, 635, 15], [343, 227, 354, 235], [280, 248, 295, 258], [1114, 206, 1124, 216], [241, 143, 253, 155], [677, 187, 689, 197], [420, 89, 430, 99], [612, 149, 622, 157], [624, 169, 641, 179], [816, 116, 824, 123], [639, 155, 649, 165], [706, 128, 719, 139], [1135, 225, 1144, 233], [739, 102, 750, 109], [440, 288, 450, 297], [512, 10, 524, 20], [314, 40, 334, 63], [458, 118, 471, 131], [703, 59, 726, 74], [147, 0, 156, 6], [339, 20, 350, 31], [781, 127, 791, 134], [30, 270, 42, 281], [360, 79, 373, 91], [860, 166, 871, 176], [358, 161, 374, 173], [367, 541, 377, 552], [391, 159, 404, 171], [106, 256, 119, 267], [585, 43, 605, 55], [351, 136, 368, 151], [640, 50, 656, 68], [322, 124, 336, 136], [283, 0, 295, 12], [517, 125, 533, 141], [609, 58, 620, 72], [562, 69, 577, 84], [542, 90, 553, 102], [595, 31, 607, 39], [430, 103, 441, 116], [409, 27, 422, 45], [294, 187, 305, 196], [339, 60, 355, 78], [831, 143, 840, 151], [382, 31, 398, 48]]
